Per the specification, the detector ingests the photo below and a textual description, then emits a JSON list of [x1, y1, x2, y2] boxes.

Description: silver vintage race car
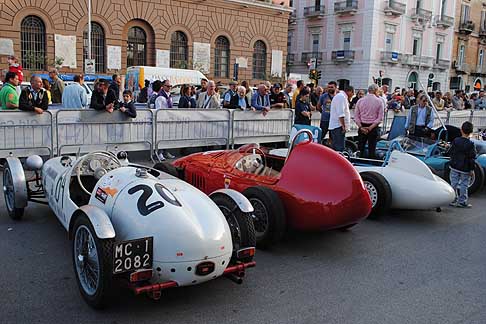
[[3, 151, 256, 308]]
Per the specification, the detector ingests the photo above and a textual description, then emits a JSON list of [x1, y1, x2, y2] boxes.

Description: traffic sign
[[85, 59, 95, 74]]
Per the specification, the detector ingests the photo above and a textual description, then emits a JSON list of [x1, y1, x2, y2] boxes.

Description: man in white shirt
[[329, 86, 354, 152]]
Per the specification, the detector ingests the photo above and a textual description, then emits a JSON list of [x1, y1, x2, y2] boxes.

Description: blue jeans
[[330, 127, 345, 152], [450, 168, 471, 204]]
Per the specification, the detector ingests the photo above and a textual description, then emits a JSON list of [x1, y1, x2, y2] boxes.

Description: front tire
[[72, 214, 114, 309], [3, 164, 24, 220], [360, 172, 392, 219], [212, 194, 256, 263], [242, 186, 286, 248]]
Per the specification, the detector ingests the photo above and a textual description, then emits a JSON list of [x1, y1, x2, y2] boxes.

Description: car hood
[[89, 167, 232, 263]]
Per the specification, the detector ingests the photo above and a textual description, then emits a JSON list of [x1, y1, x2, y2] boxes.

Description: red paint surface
[[174, 142, 372, 231]]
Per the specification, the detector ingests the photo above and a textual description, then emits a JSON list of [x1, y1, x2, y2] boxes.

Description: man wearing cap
[[90, 78, 117, 112], [269, 83, 285, 109], [223, 81, 238, 108], [48, 68, 65, 104]]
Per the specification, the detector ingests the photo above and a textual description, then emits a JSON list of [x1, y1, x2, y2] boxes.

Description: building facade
[[0, 0, 291, 84], [288, 0, 456, 92], [450, 0, 486, 92]]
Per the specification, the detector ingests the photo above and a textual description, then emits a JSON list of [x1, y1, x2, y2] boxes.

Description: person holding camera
[[90, 79, 118, 112]]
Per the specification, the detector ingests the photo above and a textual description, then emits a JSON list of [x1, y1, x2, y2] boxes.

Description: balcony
[[304, 5, 325, 18], [433, 59, 450, 70], [380, 51, 401, 64], [332, 50, 355, 63], [436, 15, 454, 29], [411, 7, 432, 21], [334, 1, 358, 16], [384, 0, 406, 16], [287, 54, 296, 65], [301, 52, 323, 64], [403, 54, 433, 67], [454, 62, 469, 73], [480, 28, 486, 38], [289, 12, 297, 25], [459, 21, 475, 34]]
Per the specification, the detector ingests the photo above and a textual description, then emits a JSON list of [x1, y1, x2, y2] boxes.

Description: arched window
[[253, 40, 267, 79], [83, 22, 105, 73], [21, 15, 46, 70], [214, 36, 230, 78], [170, 31, 188, 68], [127, 27, 146, 67]]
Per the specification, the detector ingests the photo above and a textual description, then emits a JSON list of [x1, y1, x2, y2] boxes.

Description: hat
[[229, 80, 238, 85], [273, 83, 281, 89]]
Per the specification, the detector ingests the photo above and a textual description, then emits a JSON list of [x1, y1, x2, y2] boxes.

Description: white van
[[126, 66, 207, 101]]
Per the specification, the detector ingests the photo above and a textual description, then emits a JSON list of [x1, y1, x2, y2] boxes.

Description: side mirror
[[25, 155, 44, 171]]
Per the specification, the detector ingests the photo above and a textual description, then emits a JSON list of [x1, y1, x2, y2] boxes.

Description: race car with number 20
[[2, 151, 256, 308]]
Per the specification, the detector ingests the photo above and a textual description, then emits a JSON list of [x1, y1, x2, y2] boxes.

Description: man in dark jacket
[[449, 121, 477, 208], [19, 75, 48, 114], [109, 74, 121, 101], [229, 86, 250, 109], [90, 79, 118, 112]]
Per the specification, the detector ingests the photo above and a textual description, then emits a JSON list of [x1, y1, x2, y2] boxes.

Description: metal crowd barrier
[[155, 109, 231, 150], [0, 110, 54, 158], [470, 110, 486, 130], [55, 109, 154, 156], [231, 109, 293, 146], [2, 107, 486, 159]]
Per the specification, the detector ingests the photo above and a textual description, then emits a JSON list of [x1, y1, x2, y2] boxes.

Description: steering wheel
[[75, 152, 122, 195], [244, 146, 267, 171]]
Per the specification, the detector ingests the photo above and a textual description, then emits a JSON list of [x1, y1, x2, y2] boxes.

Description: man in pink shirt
[[355, 84, 384, 159]]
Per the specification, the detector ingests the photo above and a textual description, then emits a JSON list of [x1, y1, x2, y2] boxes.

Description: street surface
[[1, 169, 485, 324]]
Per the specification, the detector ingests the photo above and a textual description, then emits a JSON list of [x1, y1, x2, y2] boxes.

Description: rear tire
[[360, 172, 392, 220], [72, 214, 114, 309], [3, 164, 25, 220], [153, 161, 181, 179], [242, 186, 286, 248], [212, 194, 256, 263], [468, 162, 484, 195]]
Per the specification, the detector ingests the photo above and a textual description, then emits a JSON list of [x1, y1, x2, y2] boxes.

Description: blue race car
[[373, 116, 486, 194]]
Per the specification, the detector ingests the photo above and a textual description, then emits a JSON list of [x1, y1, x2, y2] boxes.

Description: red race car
[[158, 132, 372, 247]]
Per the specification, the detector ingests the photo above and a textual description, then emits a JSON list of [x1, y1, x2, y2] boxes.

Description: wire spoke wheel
[[218, 204, 243, 251], [74, 225, 100, 296], [3, 167, 15, 212], [364, 181, 378, 208], [249, 197, 269, 240]]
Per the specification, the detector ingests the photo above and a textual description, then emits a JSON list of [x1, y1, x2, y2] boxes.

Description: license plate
[[113, 237, 153, 274]]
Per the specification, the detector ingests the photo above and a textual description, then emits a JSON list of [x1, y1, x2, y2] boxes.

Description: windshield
[[397, 136, 435, 156]]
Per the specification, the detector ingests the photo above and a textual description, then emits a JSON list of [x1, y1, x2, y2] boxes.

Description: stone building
[[450, 0, 486, 91], [0, 0, 291, 84], [288, 0, 456, 92]]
